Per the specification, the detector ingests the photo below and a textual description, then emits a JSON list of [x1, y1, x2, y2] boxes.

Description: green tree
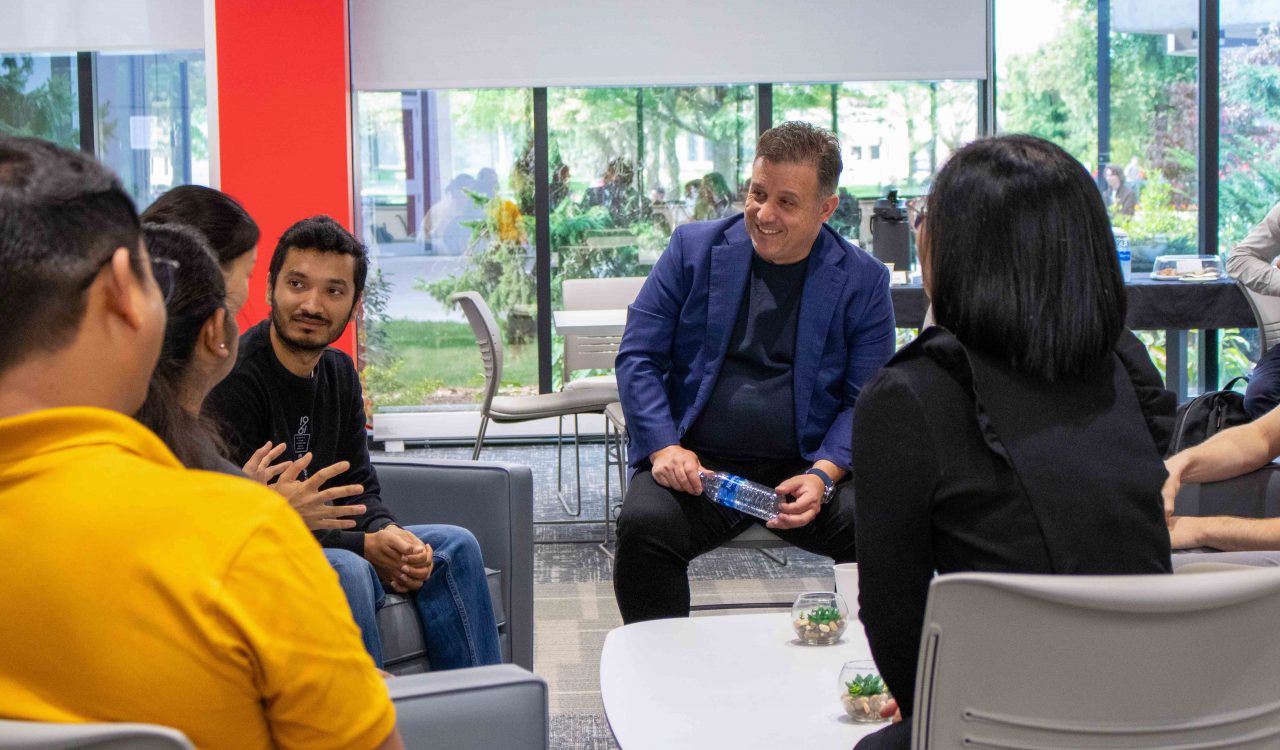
[[0, 55, 78, 147]]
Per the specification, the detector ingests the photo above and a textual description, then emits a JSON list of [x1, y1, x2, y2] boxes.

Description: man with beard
[[206, 215, 500, 670]]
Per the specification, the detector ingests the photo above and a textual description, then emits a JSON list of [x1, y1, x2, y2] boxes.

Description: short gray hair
[[755, 121, 843, 197]]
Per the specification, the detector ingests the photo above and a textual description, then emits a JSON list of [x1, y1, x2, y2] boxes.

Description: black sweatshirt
[[205, 320, 397, 556], [683, 253, 808, 460]]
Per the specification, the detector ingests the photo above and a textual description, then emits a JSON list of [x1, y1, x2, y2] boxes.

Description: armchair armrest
[[1174, 463, 1280, 518], [389, 665, 548, 750], [371, 457, 534, 670]]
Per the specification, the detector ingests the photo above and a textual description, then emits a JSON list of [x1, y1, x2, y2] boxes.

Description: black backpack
[[1166, 376, 1252, 457]]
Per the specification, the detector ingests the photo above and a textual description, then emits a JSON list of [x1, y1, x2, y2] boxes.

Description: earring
[[219, 343, 227, 350]]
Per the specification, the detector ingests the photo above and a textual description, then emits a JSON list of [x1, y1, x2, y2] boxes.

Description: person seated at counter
[[1225, 202, 1280, 419], [851, 134, 1176, 750]]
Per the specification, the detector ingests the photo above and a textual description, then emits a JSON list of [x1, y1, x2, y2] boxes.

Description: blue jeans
[[323, 524, 502, 670]]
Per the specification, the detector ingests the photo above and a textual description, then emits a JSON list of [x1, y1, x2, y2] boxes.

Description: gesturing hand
[[1166, 515, 1204, 549], [767, 473, 824, 530], [242, 441, 290, 484], [365, 526, 434, 593], [272, 452, 366, 531], [1160, 462, 1183, 518], [649, 445, 706, 495]]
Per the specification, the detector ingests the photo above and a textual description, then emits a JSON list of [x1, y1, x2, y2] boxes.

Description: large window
[[775, 80, 980, 256], [996, 0, 1221, 389], [997, 0, 1200, 272], [1219, 14, 1280, 254], [546, 85, 755, 385], [0, 53, 79, 148], [356, 89, 536, 408], [1, 50, 207, 211], [94, 51, 208, 210], [351, 1, 1272, 415]]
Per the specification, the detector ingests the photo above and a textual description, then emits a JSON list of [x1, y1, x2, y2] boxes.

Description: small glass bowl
[[839, 660, 892, 723], [791, 591, 848, 645]]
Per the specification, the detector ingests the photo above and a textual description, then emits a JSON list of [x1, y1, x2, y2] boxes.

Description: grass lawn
[[366, 318, 540, 407]]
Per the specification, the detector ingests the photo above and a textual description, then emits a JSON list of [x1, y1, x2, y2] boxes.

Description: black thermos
[[870, 188, 910, 271]]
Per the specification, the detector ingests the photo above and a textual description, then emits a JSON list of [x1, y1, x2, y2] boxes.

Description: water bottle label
[[718, 479, 740, 507]]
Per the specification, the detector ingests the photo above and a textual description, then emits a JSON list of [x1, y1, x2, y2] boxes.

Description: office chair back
[[0, 720, 194, 749], [912, 568, 1280, 749], [1238, 279, 1280, 356], [449, 291, 505, 415], [561, 277, 644, 385]]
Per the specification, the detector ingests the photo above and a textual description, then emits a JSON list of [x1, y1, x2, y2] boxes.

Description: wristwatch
[[804, 467, 836, 504]]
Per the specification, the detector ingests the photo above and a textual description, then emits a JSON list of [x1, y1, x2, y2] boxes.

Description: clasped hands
[[243, 442, 432, 591], [648, 444, 826, 529]]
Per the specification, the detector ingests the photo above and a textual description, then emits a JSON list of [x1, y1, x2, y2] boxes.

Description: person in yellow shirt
[[0, 135, 404, 750]]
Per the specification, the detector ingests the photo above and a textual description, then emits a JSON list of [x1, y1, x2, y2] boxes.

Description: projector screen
[[0, 0, 204, 53], [351, 0, 989, 91]]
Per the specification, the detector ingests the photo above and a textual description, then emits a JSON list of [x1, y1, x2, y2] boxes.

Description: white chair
[[561, 276, 646, 392], [0, 665, 549, 750], [911, 568, 1280, 749], [0, 721, 194, 749], [450, 292, 616, 519], [1237, 279, 1280, 355]]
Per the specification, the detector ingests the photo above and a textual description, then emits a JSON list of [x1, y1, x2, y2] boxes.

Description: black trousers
[[853, 719, 911, 750], [1245, 343, 1280, 419], [613, 452, 857, 623]]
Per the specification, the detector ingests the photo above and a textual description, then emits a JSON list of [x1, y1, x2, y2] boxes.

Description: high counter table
[[891, 277, 1256, 398]]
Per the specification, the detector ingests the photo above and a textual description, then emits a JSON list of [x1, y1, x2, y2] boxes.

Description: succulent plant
[[846, 673, 887, 697], [805, 606, 842, 625]]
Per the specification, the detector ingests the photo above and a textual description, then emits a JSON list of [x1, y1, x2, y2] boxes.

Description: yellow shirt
[[0, 407, 396, 750]]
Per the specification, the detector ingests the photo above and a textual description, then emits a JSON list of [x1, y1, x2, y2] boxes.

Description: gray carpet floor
[[381, 442, 841, 749]]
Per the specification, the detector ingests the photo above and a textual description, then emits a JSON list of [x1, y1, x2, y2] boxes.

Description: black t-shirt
[[204, 320, 396, 555], [683, 252, 808, 460]]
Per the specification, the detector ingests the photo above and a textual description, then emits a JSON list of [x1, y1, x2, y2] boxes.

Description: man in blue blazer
[[614, 122, 896, 622]]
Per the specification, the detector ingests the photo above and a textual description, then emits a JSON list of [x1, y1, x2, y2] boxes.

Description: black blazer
[[851, 328, 1174, 719]]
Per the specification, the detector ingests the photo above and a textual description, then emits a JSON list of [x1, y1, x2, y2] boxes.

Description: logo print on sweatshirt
[[293, 415, 312, 456]]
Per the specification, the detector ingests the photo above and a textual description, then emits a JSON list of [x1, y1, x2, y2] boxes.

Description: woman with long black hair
[[852, 135, 1176, 750]]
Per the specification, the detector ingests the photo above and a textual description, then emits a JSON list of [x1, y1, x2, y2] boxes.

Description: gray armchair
[[0, 666, 549, 750], [372, 456, 535, 672], [1174, 462, 1280, 518]]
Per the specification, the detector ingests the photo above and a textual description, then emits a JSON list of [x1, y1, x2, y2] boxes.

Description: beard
[[270, 304, 344, 354]]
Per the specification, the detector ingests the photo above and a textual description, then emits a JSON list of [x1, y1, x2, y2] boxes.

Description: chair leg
[[599, 417, 619, 559], [471, 415, 490, 461], [757, 548, 789, 566], [554, 414, 583, 517]]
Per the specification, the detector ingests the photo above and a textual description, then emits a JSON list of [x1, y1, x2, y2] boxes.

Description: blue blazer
[[617, 214, 896, 470]]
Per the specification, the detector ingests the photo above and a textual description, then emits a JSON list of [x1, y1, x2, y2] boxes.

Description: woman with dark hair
[[142, 185, 260, 314], [693, 171, 733, 220], [851, 135, 1175, 750], [1104, 162, 1137, 216], [135, 223, 365, 531]]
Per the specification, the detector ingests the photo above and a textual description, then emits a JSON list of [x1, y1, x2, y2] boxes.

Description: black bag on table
[[1166, 376, 1252, 457]]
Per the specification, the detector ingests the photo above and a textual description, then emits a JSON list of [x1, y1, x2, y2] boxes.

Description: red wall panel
[[214, 0, 356, 355]]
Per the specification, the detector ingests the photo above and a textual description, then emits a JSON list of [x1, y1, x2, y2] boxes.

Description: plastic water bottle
[[1114, 228, 1131, 282], [700, 471, 781, 522]]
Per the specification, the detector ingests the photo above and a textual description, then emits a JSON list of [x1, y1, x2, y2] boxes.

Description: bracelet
[[804, 467, 835, 503]]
